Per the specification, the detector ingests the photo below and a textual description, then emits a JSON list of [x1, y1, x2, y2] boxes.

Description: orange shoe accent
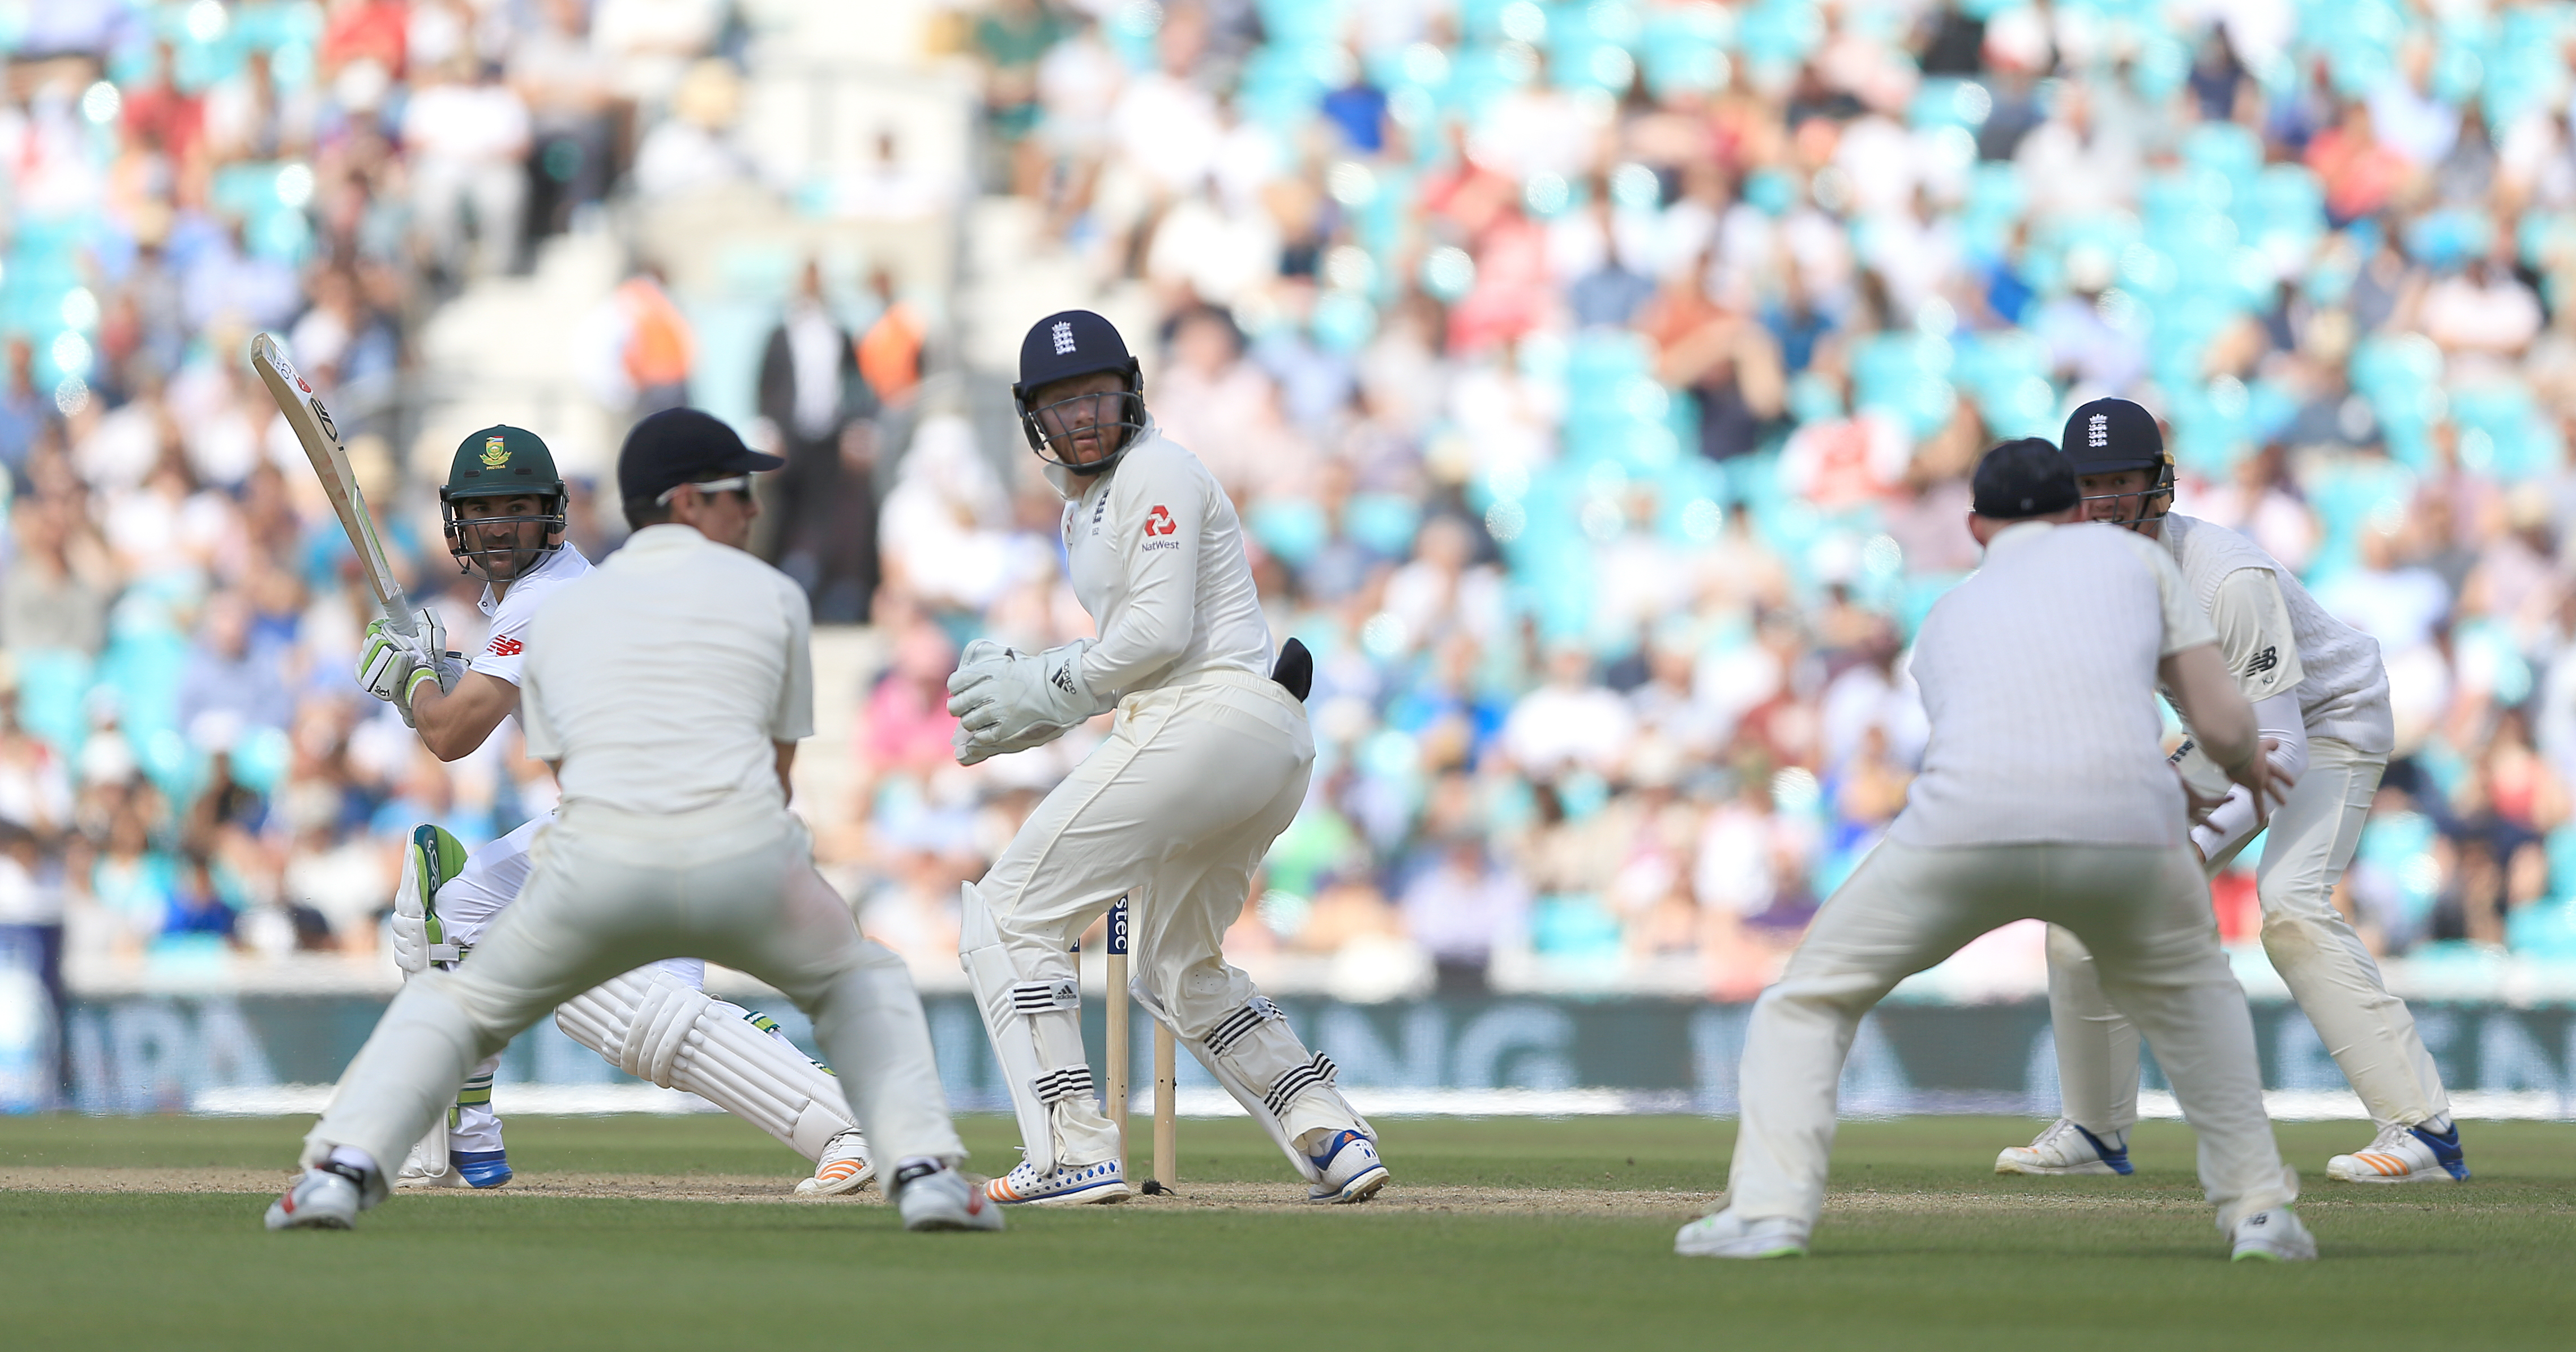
[[813, 1161, 864, 1186]]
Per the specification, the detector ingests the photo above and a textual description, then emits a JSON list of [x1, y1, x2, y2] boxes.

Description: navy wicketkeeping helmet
[[1012, 309, 1146, 475]]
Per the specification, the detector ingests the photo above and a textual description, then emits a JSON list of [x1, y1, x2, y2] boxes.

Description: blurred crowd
[[15, 1, 2576, 1006], [797, 0, 2576, 998], [0, 0, 742, 987]]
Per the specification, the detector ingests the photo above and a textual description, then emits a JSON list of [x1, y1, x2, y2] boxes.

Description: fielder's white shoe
[[263, 1166, 367, 1231], [1675, 1208, 1809, 1259], [1995, 1117, 2134, 1176], [2228, 1206, 2317, 1262], [795, 1128, 875, 1196], [1303, 1128, 1390, 1204], [891, 1161, 1004, 1232], [985, 1157, 1131, 1206], [2326, 1122, 2470, 1183]]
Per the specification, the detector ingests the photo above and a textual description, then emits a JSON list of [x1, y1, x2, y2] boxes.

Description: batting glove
[[357, 609, 456, 726], [946, 638, 1106, 756]]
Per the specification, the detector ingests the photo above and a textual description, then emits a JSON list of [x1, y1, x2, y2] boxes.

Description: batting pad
[[554, 970, 857, 1162], [1132, 984, 1372, 1185]]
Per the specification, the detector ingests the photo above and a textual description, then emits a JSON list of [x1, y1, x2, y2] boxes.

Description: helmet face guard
[[440, 489, 567, 583], [2073, 460, 2176, 533], [1013, 358, 1145, 476]]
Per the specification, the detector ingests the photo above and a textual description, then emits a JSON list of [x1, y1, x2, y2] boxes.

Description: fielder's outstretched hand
[[2224, 736, 2297, 829]]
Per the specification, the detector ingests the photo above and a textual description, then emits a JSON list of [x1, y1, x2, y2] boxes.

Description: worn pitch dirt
[[0, 1167, 2222, 1217]]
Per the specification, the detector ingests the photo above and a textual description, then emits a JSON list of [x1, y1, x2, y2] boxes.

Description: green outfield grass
[[2, 1114, 2570, 1350]]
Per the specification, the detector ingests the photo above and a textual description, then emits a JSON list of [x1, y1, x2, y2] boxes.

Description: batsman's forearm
[[413, 672, 519, 761]]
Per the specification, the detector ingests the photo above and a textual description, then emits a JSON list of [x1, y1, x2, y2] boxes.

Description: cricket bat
[[248, 333, 417, 639]]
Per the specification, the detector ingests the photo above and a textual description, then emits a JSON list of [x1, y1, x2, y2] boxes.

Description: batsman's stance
[[948, 310, 1387, 1206], [269, 410, 995, 1233], [350, 422, 873, 1196], [1995, 399, 2466, 1186]]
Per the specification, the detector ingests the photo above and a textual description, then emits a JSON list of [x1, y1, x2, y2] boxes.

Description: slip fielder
[[350, 420, 873, 1196], [945, 310, 1386, 1206], [1995, 399, 2466, 1186], [1679, 439, 2313, 1261], [268, 411, 995, 1233]]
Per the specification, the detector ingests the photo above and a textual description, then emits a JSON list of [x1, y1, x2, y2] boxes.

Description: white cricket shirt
[[518, 524, 815, 816], [2160, 514, 2394, 754], [1889, 520, 2217, 850], [1048, 421, 1272, 696], [467, 541, 593, 688]]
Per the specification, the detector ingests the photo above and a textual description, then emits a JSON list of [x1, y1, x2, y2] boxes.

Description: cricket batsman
[[269, 409, 996, 1233], [1995, 399, 2466, 1186], [350, 421, 874, 1196], [945, 310, 1387, 1206]]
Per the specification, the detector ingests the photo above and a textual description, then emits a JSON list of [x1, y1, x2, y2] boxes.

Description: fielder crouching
[[267, 413, 997, 1233], [948, 310, 1387, 1206], [1678, 440, 2313, 1261]]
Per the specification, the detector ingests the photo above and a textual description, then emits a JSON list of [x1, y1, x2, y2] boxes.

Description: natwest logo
[[1144, 505, 1176, 537]]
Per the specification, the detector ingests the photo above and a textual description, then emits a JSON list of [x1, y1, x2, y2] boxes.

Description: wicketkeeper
[[269, 411, 995, 1233], [948, 310, 1387, 1206]]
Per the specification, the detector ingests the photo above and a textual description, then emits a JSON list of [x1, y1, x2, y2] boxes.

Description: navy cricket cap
[[2061, 396, 2164, 476], [1972, 437, 2079, 520], [1015, 309, 1136, 395], [616, 408, 783, 506]]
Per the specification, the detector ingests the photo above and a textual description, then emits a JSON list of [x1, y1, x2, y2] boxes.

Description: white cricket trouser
[[971, 670, 1351, 1170], [2047, 737, 2449, 1135], [306, 800, 964, 1177], [1729, 840, 2296, 1231], [429, 813, 704, 1155]]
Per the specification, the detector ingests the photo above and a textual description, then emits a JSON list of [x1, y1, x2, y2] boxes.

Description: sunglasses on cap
[[655, 474, 752, 506]]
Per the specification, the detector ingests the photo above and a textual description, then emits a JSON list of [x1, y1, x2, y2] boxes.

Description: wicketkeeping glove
[[945, 638, 1109, 758]]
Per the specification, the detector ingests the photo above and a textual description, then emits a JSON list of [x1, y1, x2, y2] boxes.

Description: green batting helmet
[[440, 425, 568, 581]]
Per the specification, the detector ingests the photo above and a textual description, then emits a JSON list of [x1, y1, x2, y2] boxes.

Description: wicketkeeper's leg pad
[[554, 969, 858, 1162], [960, 882, 1116, 1175], [1134, 984, 1371, 1185]]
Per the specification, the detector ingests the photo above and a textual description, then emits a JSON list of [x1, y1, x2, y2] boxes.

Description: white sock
[[327, 1145, 380, 1178]]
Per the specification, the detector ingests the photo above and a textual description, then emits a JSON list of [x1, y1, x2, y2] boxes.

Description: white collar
[[478, 542, 580, 618], [1041, 416, 1159, 502], [1980, 519, 2060, 557], [621, 523, 717, 554]]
